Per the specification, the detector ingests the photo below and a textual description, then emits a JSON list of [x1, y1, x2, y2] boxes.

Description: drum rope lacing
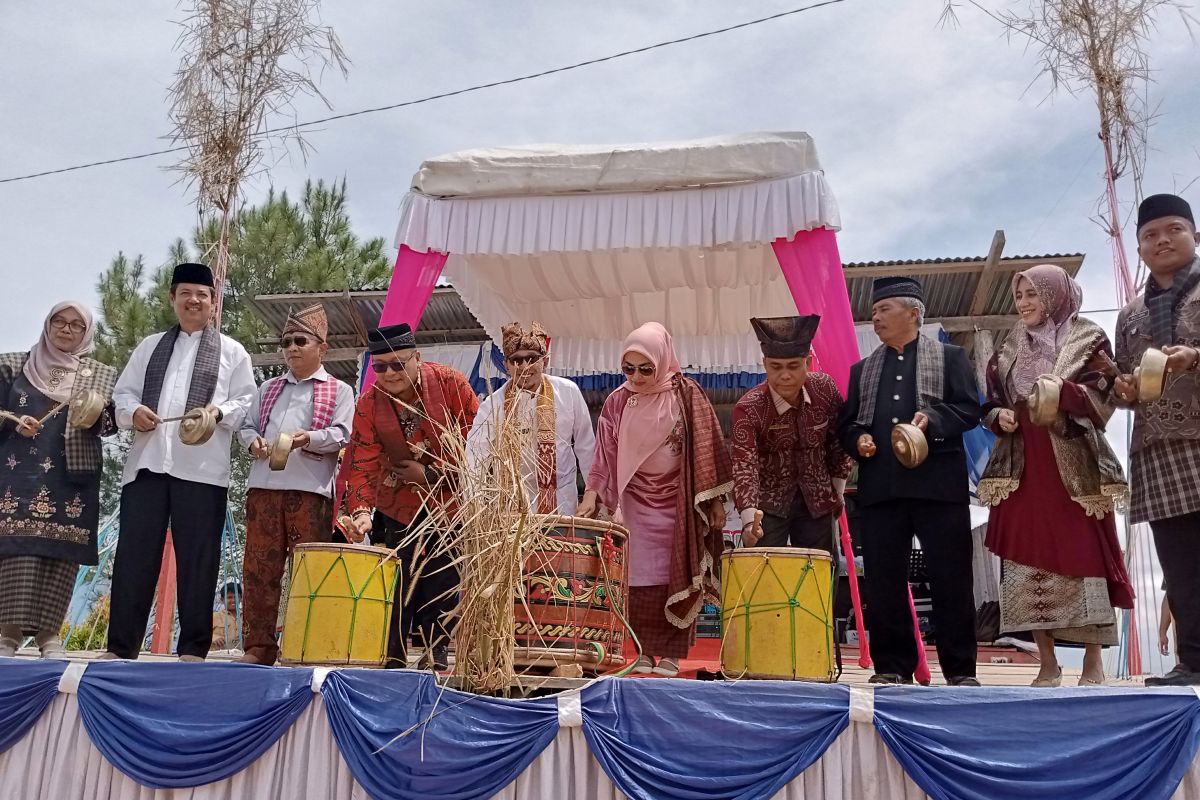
[[720, 552, 836, 681]]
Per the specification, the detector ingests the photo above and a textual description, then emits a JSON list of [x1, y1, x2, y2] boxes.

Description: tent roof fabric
[[410, 132, 822, 198]]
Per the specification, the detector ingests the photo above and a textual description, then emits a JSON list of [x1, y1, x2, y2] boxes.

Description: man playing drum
[[343, 323, 479, 670], [236, 304, 354, 665], [103, 263, 256, 662], [732, 315, 853, 554], [466, 322, 596, 515], [836, 276, 981, 686]]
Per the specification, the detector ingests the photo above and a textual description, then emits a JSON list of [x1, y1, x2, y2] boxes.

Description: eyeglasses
[[621, 363, 655, 377], [281, 335, 316, 349], [372, 353, 417, 374], [49, 318, 87, 334], [507, 355, 544, 367]]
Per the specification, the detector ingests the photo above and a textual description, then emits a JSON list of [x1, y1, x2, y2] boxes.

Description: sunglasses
[[621, 363, 655, 377], [507, 355, 544, 367], [281, 335, 316, 349], [372, 353, 417, 374]]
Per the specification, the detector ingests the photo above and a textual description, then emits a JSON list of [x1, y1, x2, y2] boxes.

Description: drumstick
[[37, 401, 69, 425], [746, 510, 763, 546]]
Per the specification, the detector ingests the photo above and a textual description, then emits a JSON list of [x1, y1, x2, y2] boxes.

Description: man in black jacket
[[837, 276, 982, 686]]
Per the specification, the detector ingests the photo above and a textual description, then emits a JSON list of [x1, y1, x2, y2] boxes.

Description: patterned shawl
[[979, 317, 1127, 518], [853, 334, 944, 427], [1010, 264, 1082, 398], [503, 376, 558, 514]]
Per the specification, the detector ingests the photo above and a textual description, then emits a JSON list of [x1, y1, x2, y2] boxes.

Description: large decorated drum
[[279, 542, 400, 667], [720, 547, 835, 681], [514, 515, 628, 672]]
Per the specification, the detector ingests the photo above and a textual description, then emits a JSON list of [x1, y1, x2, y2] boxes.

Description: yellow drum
[[280, 543, 400, 667], [720, 547, 834, 681]]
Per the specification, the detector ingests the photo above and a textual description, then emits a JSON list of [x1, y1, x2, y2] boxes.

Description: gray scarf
[[1146, 256, 1200, 348], [854, 334, 945, 427], [141, 325, 221, 413]]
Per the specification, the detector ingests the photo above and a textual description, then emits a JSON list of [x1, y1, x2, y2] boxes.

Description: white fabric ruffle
[[394, 172, 839, 257]]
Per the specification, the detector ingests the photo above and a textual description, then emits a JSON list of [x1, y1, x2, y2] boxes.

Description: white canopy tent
[[385, 132, 848, 376]]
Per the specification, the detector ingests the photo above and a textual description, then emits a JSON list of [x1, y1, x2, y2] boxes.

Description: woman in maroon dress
[[980, 264, 1133, 687]]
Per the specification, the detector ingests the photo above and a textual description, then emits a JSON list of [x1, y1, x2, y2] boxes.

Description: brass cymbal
[[178, 407, 218, 446], [1136, 347, 1167, 402], [890, 423, 928, 469], [68, 389, 105, 429], [1027, 376, 1061, 427], [268, 432, 293, 471]]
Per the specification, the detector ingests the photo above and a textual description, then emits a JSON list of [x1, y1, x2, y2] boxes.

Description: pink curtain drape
[[335, 245, 449, 510], [771, 228, 859, 394]]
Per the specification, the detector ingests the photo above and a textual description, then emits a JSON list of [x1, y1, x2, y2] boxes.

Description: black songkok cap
[[1137, 194, 1194, 232], [871, 276, 924, 305], [171, 262, 214, 288], [750, 315, 821, 358], [368, 323, 416, 355]]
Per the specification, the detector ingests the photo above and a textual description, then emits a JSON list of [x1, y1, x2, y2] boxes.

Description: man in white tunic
[[467, 322, 596, 515], [104, 263, 256, 661], [237, 303, 354, 665]]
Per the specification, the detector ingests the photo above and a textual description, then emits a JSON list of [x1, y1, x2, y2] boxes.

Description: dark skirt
[[0, 555, 77, 634], [628, 584, 693, 659], [986, 407, 1134, 619]]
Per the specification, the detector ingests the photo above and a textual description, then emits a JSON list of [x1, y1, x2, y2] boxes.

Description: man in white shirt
[[466, 322, 596, 515], [236, 303, 354, 665], [104, 263, 256, 661]]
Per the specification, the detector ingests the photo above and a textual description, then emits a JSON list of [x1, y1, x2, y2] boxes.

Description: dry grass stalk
[[167, 0, 348, 321], [372, 385, 562, 695], [942, 0, 1193, 286]]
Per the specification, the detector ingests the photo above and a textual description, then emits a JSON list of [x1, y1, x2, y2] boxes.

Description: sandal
[[631, 655, 656, 675], [652, 657, 680, 677]]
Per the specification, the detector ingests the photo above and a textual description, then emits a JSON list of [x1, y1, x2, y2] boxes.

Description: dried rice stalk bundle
[[375, 386, 558, 695], [167, 0, 348, 320]]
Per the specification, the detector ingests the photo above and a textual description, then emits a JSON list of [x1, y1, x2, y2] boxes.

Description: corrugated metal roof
[[843, 253, 1085, 322], [248, 286, 485, 347]]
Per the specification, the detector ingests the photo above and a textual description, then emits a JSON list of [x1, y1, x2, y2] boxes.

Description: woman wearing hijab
[[979, 265, 1134, 687], [577, 322, 732, 677], [0, 302, 117, 658]]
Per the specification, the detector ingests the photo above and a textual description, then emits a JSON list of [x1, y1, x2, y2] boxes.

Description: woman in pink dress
[[979, 264, 1133, 687], [578, 323, 732, 677]]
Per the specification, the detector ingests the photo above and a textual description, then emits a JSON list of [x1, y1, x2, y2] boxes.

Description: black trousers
[[1152, 511, 1200, 671], [757, 495, 836, 556], [107, 470, 227, 659], [376, 511, 459, 668], [859, 498, 976, 680]]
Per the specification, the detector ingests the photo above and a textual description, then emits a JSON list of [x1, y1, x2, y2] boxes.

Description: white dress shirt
[[237, 367, 354, 496], [466, 374, 596, 515], [113, 329, 256, 488]]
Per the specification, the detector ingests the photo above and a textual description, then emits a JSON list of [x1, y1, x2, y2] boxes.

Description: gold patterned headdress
[[500, 322, 550, 358]]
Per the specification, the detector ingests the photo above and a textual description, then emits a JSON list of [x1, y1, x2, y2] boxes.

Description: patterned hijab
[[25, 301, 95, 403], [1010, 264, 1082, 397], [615, 322, 682, 499]]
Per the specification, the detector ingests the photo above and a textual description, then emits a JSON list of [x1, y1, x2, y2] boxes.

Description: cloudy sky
[[2, 1, 1195, 669]]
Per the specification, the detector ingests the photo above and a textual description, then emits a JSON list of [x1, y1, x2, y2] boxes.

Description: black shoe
[[418, 644, 449, 672], [868, 673, 913, 685], [1145, 666, 1200, 687], [946, 676, 981, 687]]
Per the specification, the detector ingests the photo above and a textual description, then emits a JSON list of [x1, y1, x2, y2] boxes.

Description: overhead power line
[[0, 0, 847, 185]]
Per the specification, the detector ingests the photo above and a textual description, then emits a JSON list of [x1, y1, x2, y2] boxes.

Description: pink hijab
[[24, 301, 96, 403], [1010, 264, 1082, 397], [615, 322, 682, 499]]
